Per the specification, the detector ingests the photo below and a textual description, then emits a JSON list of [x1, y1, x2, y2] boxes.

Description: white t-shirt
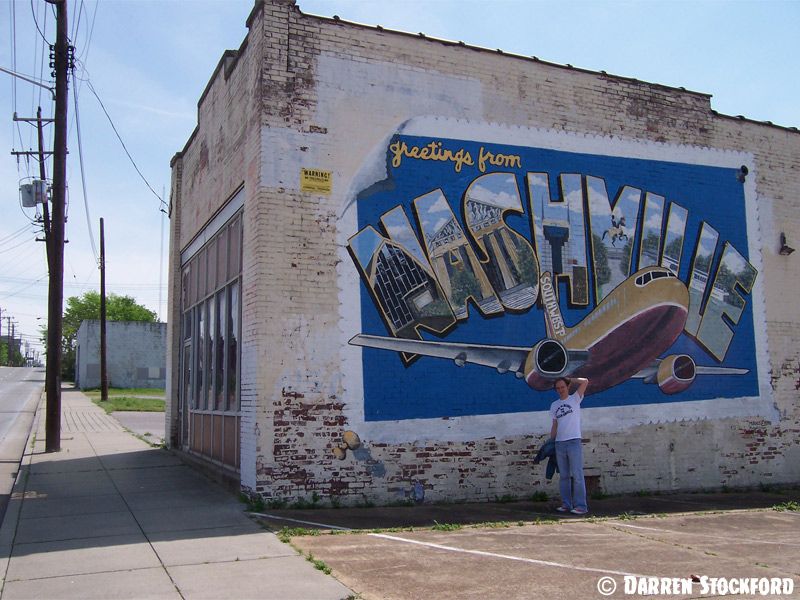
[[549, 392, 583, 441]]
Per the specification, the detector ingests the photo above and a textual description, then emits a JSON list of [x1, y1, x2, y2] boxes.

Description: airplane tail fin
[[539, 271, 569, 341]]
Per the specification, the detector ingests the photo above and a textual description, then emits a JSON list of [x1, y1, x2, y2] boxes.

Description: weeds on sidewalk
[[772, 501, 799, 512], [431, 521, 462, 531], [306, 553, 332, 575], [277, 526, 321, 543]]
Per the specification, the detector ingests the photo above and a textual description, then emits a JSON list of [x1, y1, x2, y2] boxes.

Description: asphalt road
[[0, 367, 43, 524]]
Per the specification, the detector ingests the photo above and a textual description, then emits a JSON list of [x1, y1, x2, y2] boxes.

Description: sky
[[1, 0, 798, 359]]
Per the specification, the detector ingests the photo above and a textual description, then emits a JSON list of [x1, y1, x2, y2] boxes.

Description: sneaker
[[556, 506, 570, 513], [570, 507, 588, 515]]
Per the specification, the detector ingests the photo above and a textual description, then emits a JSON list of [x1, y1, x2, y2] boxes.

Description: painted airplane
[[349, 266, 747, 396]]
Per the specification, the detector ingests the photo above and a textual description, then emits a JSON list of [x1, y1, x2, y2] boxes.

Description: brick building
[[75, 320, 166, 390], [168, 0, 799, 505]]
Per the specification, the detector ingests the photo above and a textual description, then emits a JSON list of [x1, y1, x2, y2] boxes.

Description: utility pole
[[10, 321, 16, 367], [36, 107, 52, 264], [45, 0, 70, 453], [100, 218, 108, 401], [6, 317, 11, 367]]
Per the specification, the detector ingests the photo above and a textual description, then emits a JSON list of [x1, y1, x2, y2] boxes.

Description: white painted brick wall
[[171, 0, 800, 505]]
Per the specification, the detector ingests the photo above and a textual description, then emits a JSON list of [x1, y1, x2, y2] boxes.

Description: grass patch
[[85, 387, 164, 397], [90, 395, 165, 413], [86, 388, 165, 413], [530, 491, 548, 502], [772, 501, 799, 512], [277, 527, 321, 543]]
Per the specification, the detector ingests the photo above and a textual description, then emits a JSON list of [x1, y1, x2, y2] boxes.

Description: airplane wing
[[632, 357, 748, 383], [349, 334, 530, 377]]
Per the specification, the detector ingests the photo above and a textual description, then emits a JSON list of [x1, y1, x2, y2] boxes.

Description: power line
[[71, 69, 98, 263], [82, 78, 166, 211], [0, 223, 34, 245], [29, 0, 51, 45], [0, 236, 35, 255], [0, 273, 48, 300]]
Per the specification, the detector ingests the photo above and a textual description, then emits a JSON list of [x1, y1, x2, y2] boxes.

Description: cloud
[[722, 248, 749, 275], [528, 173, 548, 191], [645, 213, 663, 232], [586, 177, 611, 214], [423, 191, 452, 216], [667, 208, 687, 234], [468, 184, 521, 211]]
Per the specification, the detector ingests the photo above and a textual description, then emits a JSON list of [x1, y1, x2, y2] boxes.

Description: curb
[[0, 391, 43, 593]]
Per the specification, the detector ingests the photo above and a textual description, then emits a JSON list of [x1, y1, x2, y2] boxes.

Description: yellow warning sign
[[300, 168, 332, 195]]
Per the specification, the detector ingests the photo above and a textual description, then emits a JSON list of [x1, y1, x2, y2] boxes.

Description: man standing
[[549, 376, 590, 515]]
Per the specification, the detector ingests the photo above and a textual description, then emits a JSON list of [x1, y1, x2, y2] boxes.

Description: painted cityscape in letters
[[347, 134, 759, 422]]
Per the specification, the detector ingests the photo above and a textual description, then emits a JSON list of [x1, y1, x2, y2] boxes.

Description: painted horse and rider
[[602, 214, 628, 246]]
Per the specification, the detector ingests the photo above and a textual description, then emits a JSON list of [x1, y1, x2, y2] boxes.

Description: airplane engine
[[532, 339, 568, 376], [656, 354, 696, 394]]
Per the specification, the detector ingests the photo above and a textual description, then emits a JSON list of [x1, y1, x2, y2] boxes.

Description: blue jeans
[[555, 438, 587, 511]]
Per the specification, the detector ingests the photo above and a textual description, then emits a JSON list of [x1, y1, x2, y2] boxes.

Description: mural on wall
[[345, 131, 762, 423]]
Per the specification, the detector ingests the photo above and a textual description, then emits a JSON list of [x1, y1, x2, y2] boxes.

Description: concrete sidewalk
[[0, 388, 352, 600]]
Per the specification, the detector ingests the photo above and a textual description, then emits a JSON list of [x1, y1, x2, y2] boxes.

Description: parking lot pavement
[[255, 490, 799, 600], [286, 510, 799, 600]]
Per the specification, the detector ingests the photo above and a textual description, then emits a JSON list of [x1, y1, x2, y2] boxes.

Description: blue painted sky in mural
[[355, 135, 759, 421]]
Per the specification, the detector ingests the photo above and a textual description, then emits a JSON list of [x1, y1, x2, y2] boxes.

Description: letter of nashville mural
[[348, 136, 758, 418]]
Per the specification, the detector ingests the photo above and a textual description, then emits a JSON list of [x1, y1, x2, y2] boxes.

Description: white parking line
[[250, 512, 353, 531], [369, 533, 647, 578], [610, 521, 800, 546]]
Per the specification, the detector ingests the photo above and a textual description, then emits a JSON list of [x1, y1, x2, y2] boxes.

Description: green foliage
[[0, 341, 24, 367], [290, 492, 322, 509], [664, 235, 684, 261], [431, 521, 462, 531], [772, 501, 799, 512], [530, 491, 548, 502], [45, 291, 158, 380], [641, 231, 660, 258], [693, 251, 712, 272], [307, 554, 332, 575], [239, 492, 266, 513], [450, 266, 481, 308], [90, 396, 165, 414], [516, 243, 539, 288], [277, 527, 320, 543], [619, 238, 634, 276], [591, 234, 611, 287], [495, 494, 517, 503]]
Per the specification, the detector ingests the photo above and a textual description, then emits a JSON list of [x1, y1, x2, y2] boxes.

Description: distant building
[[75, 321, 166, 390]]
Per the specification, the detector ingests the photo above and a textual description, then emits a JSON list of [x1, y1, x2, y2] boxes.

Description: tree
[[41, 291, 157, 380], [450, 266, 482, 309], [591, 234, 611, 288]]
